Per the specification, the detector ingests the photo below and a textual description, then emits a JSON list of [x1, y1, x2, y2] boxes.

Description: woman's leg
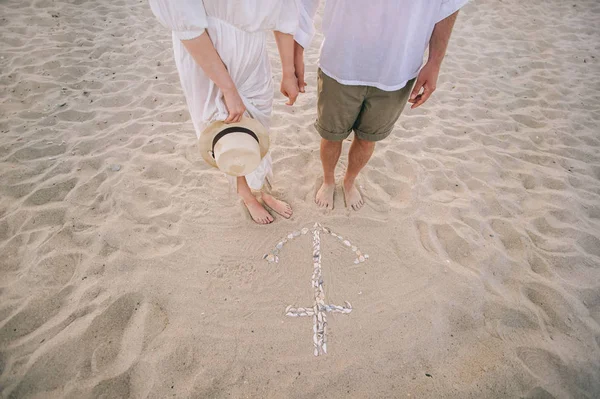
[[261, 191, 293, 219], [237, 176, 273, 224]]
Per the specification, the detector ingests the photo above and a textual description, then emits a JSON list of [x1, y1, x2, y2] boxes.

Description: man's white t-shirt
[[296, 0, 469, 91]]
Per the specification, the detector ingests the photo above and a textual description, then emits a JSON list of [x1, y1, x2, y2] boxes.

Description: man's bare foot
[[343, 181, 364, 211], [243, 195, 274, 224], [315, 182, 335, 209], [262, 193, 293, 219]]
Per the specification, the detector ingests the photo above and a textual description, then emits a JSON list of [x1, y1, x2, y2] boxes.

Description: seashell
[[359, 256, 365, 262], [317, 313, 323, 322], [364, 254, 369, 259], [345, 301, 352, 309], [323, 227, 330, 233], [313, 334, 318, 345], [338, 236, 343, 240], [299, 312, 307, 317], [314, 347, 319, 356], [356, 250, 362, 257], [306, 309, 314, 316], [297, 307, 305, 312], [262, 253, 269, 259], [287, 234, 294, 239], [289, 307, 297, 313], [314, 222, 320, 228], [331, 232, 338, 238], [313, 315, 317, 324], [301, 227, 309, 235], [266, 254, 275, 262], [276, 242, 284, 249], [351, 246, 357, 252], [286, 312, 297, 317], [354, 258, 360, 264], [322, 343, 327, 353], [286, 305, 292, 313], [343, 240, 351, 247], [293, 230, 301, 237], [275, 256, 280, 263]]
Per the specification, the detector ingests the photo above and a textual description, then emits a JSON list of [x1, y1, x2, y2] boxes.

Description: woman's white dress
[[149, 0, 307, 190]]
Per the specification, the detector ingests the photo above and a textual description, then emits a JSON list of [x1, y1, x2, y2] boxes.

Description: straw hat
[[198, 117, 270, 176]]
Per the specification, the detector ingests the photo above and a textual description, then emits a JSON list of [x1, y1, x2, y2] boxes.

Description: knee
[[354, 136, 376, 149]]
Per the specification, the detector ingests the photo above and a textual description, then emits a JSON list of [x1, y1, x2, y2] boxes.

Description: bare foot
[[262, 193, 293, 219], [315, 182, 335, 209], [243, 196, 274, 224], [343, 181, 364, 211]]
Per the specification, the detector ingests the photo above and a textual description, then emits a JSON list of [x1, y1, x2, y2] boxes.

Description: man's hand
[[281, 73, 299, 106], [294, 41, 306, 93], [408, 61, 440, 109], [222, 86, 246, 123]]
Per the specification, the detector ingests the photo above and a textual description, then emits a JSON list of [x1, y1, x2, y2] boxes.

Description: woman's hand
[[222, 87, 246, 123], [281, 73, 299, 106]]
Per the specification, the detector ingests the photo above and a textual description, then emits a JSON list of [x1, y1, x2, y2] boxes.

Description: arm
[[149, 0, 244, 123], [274, 31, 299, 105], [181, 34, 246, 123], [293, 0, 320, 93], [409, 10, 459, 109]]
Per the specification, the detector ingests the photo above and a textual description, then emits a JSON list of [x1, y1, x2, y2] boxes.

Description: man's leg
[[315, 138, 343, 209], [343, 137, 375, 210]]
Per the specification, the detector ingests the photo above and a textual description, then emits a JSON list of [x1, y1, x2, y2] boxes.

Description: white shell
[[354, 258, 360, 264], [359, 256, 365, 262], [286, 312, 297, 317], [351, 246, 357, 251], [286, 305, 292, 312], [314, 347, 319, 356], [364, 254, 369, 259], [343, 240, 351, 247], [345, 301, 352, 309], [301, 227, 309, 235]]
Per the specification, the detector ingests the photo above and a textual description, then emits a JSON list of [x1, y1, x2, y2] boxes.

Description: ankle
[[343, 177, 356, 188], [238, 191, 257, 204], [322, 176, 335, 186]]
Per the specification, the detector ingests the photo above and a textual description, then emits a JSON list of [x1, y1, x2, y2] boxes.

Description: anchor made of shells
[[263, 222, 369, 356]]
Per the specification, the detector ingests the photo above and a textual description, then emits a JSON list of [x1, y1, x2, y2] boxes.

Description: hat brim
[[198, 117, 270, 169]]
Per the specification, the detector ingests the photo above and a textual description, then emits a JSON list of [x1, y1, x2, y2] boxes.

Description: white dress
[[149, 0, 303, 190]]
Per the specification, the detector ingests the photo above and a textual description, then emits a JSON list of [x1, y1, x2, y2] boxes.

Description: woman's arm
[[182, 33, 246, 123], [274, 31, 299, 106]]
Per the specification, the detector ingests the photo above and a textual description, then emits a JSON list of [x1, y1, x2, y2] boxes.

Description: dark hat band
[[211, 127, 260, 159]]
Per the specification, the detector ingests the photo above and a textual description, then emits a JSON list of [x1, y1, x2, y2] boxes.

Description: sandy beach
[[1, 0, 600, 397]]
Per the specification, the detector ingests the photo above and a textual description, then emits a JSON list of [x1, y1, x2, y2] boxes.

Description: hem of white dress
[[319, 65, 417, 92]]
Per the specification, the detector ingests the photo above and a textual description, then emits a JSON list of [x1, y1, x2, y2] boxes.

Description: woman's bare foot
[[237, 176, 273, 224], [315, 182, 335, 209], [343, 180, 364, 211], [243, 195, 274, 224], [262, 193, 293, 219]]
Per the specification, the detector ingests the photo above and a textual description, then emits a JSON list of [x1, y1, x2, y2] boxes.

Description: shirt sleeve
[[437, 0, 468, 23], [294, 0, 319, 49], [148, 0, 208, 41]]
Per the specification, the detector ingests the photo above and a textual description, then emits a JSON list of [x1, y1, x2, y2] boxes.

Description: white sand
[[1, 0, 600, 397]]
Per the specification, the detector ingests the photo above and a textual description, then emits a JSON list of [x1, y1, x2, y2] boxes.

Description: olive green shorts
[[315, 69, 415, 142]]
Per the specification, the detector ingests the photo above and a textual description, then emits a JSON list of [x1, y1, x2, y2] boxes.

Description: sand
[[1, 0, 600, 397]]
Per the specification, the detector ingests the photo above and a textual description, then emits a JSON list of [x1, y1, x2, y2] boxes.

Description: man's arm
[[409, 10, 459, 109]]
